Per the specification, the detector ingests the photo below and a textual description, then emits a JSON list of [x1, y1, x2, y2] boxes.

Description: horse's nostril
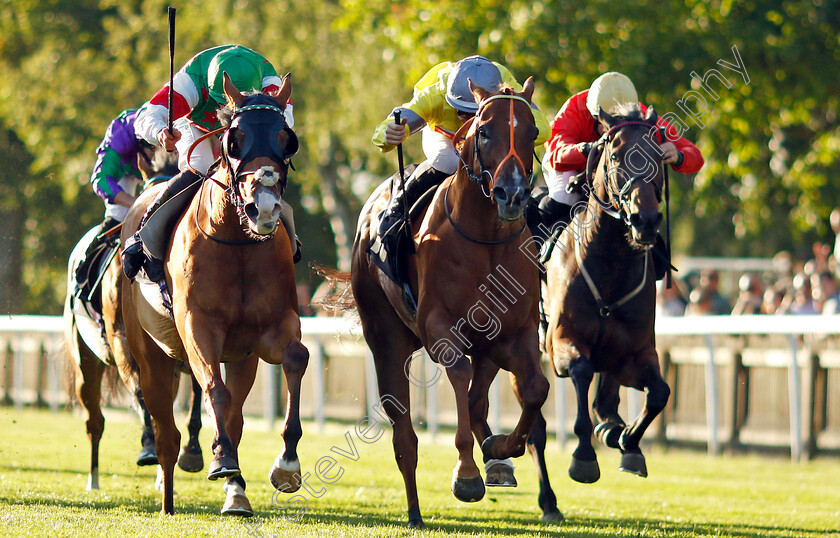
[[492, 187, 508, 202], [629, 213, 643, 228]]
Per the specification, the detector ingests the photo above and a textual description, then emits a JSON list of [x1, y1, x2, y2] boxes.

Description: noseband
[[586, 121, 663, 225], [455, 94, 536, 195]]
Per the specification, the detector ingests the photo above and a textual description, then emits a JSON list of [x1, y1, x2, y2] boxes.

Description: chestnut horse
[[64, 194, 204, 492], [351, 80, 550, 527], [117, 74, 308, 515], [529, 104, 671, 519]]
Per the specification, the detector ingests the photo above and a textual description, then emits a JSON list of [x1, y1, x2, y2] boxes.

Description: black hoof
[[451, 474, 485, 503], [207, 455, 240, 481], [619, 450, 648, 478], [136, 445, 158, 466], [480, 434, 505, 462], [542, 509, 565, 523], [568, 456, 600, 484], [178, 444, 204, 473], [407, 506, 424, 528]]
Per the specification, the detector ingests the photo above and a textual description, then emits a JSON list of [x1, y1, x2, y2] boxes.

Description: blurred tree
[[0, 0, 838, 312]]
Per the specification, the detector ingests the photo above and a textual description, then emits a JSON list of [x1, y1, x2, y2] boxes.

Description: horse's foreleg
[[177, 372, 204, 473], [568, 356, 599, 483], [592, 373, 626, 449], [616, 350, 670, 478], [526, 411, 564, 522], [74, 348, 106, 491], [467, 358, 498, 443], [446, 354, 486, 503], [481, 349, 549, 467], [269, 339, 308, 493], [219, 359, 258, 517], [183, 327, 238, 481]]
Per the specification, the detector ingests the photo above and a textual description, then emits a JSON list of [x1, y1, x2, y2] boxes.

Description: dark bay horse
[[64, 192, 203, 492], [529, 104, 671, 519], [351, 80, 550, 527], [118, 74, 308, 515]]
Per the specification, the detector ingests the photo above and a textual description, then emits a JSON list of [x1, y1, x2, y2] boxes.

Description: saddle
[[74, 226, 121, 318], [367, 164, 439, 314]]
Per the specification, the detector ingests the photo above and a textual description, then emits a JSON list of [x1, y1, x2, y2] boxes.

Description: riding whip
[[663, 144, 673, 289], [167, 6, 176, 137], [393, 110, 415, 254]]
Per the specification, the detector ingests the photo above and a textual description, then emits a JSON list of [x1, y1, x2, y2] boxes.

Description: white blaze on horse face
[[250, 186, 283, 235]]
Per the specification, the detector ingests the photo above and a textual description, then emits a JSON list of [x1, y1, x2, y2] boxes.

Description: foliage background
[[0, 0, 838, 313]]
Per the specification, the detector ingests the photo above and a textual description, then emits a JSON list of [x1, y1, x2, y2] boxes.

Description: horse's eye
[[610, 153, 619, 162], [477, 126, 489, 140]]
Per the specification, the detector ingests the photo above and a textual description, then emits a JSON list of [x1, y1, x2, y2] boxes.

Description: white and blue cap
[[445, 56, 503, 114]]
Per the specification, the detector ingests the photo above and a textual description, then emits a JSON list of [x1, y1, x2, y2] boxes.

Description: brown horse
[[64, 192, 204, 492], [117, 74, 308, 515], [351, 80, 550, 527], [528, 104, 671, 519]]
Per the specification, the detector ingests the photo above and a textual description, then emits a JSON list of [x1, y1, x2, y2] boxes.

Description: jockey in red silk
[[123, 45, 299, 281], [538, 72, 705, 279]]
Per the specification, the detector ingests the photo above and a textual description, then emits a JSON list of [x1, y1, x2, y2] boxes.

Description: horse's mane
[[608, 102, 644, 121]]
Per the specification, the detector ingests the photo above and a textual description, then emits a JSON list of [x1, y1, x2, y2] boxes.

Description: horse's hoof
[[451, 474, 485, 503], [221, 493, 253, 517], [568, 456, 600, 484], [407, 507, 424, 528], [594, 421, 623, 449], [269, 454, 302, 492], [484, 459, 517, 487], [619, 451, 648, 478], [136, 445, 158, 466], [480, 434, 505, 461], [207, 455, 240, 481], [178, 445, 204, 473], [542, 510, 565, 523]]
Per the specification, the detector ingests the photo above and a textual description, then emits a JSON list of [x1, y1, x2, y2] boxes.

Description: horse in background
[[529, 104, 670, 520], [351, 80, 549, 527], [118, 74, 307, 515], [63, 153, 204, 492]]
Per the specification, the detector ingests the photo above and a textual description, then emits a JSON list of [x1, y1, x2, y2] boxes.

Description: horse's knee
[[283, 340, 309, 375], [647, 379, 670, 413], [522, 374, 550, 409], [568, 357, 594, 384]]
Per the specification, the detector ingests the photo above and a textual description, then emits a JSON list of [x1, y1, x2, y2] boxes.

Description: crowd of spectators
[[658, 210, 840, 317]]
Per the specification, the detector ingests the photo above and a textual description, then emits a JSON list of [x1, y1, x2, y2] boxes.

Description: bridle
[[454, 93, 537, 196], [185, 96, 299, 245], [586, 120, 664, 226], [443, 92, 534, 245]]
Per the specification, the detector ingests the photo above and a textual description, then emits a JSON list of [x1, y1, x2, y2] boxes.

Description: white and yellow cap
[[585, 72, 638, 116]]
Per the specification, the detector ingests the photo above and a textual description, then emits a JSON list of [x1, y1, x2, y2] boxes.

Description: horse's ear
[[223, 72, 246, 108], [598, 106, 617, 128], [644, 105, 658, 125], [270, 73, 292, 109], [468, 78, 492, 105], [520, 76, 535, 103]]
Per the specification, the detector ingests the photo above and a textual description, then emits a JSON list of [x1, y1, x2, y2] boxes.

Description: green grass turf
[[0, 407, 838, 537]]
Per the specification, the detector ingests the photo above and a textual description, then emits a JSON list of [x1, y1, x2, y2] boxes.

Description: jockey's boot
[[277, 200, 302, 264], [75, 217, 119, 297], [533, 196, 573, 242], [378, 161, 448, 240], [122, 169, 200, 280]]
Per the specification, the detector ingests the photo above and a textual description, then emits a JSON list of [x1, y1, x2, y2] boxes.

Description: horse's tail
[[310, 263, 356, 314]]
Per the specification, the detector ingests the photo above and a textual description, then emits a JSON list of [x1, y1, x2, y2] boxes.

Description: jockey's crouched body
[[122, 44, 301, 282], [371, 55, 551, 246], [539, 72, 705, 280]]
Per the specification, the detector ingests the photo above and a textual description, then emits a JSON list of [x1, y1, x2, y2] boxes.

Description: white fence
[[1, 314, 838, 462]]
